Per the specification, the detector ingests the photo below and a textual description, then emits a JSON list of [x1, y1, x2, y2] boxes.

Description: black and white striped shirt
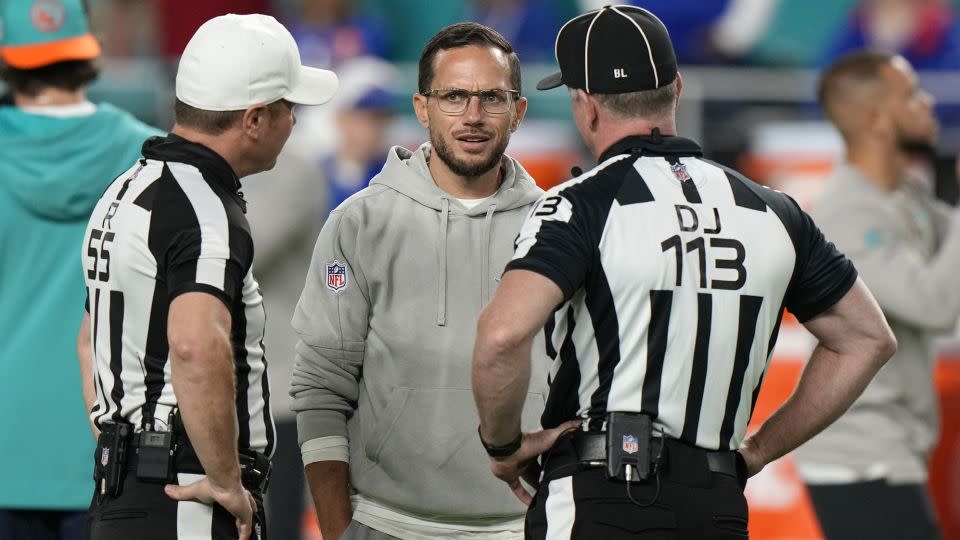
[[507, 135, 856, 451], [81, 134, 274, 455]]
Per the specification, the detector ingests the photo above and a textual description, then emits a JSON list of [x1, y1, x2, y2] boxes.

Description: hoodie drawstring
[[437, 198, 450, 326], [480, 204, 496, 305]]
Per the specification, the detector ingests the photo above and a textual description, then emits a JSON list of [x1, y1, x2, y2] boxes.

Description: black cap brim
[[536, 71, 564, 91]]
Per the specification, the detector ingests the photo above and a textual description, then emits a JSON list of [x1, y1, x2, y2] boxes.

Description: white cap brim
[[286, 66, 339, 105]]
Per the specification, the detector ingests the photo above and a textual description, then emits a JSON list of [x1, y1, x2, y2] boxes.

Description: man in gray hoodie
[[290, 23, 547, 540], [793, 51, 948, 539]]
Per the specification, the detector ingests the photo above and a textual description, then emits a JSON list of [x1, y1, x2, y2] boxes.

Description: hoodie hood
[[370, 143, 542, 214], [370, 142, 543, 326], [0, 103, 160, 220]]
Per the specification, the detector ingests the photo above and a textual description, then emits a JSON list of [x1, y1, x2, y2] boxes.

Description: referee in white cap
[[80, 14, 337, 540], [472, 5, 897, 539]]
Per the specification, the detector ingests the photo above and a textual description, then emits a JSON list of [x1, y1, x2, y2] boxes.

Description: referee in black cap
[[472, 5, 897, 539]]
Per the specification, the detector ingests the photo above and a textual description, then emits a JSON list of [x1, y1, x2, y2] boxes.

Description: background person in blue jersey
[[320, 55, 397, 216], [473, 5, 897, 539], [0, 1, 160, 538]]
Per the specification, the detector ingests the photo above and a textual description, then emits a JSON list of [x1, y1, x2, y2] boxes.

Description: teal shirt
[[0, 103, 161, 509]]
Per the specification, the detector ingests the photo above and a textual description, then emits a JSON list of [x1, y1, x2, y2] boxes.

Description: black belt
[[548, 430, 739, 479], [128, 432, 272, 495]]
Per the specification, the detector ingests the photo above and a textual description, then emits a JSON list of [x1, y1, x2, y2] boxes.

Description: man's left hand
[[736, 436, 767, 479], [488, 420, 580, 505], [165, 477, 257, 540]]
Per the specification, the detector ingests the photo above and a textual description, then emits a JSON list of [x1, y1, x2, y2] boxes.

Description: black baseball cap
[[537, 5, 678, 94]]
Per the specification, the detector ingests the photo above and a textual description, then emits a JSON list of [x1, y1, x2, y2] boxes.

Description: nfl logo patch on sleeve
[[326, 260, 348, 292]]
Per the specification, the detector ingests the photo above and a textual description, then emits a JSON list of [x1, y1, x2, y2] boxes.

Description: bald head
[[818, 51, 895, 139]]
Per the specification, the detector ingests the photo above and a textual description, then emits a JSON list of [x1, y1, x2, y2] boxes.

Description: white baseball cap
[[176, 13, 339, 111]]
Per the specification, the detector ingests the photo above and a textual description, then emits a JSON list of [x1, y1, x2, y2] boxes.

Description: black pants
[[88, 430, 268, 540], [0, 509, 87, 540], [265, 419, 304, 540], [88, 471, 267, 540], [806, 480, 941, 540], [526, 438, 748, 539]]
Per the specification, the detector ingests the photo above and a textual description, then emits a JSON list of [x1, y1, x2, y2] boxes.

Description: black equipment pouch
[[136, 408, 177, 483], [606, 412, 653, 482], [95, 421, 132, 497], [136, 431, 175, 482]]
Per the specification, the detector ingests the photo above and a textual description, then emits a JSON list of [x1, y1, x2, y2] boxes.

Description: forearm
[[472, 332, 532, 444], [290, 344, 363, 441], [77, 315, 99, 438], [171, 341, 242, 489], [305, 460, 352, 539], [472, 270, 564, 445], [744, 342, 883, 467]]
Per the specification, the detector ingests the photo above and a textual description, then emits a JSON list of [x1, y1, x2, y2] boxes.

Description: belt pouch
[[606, 412, 653, 481], [95, 422, 132, 496]]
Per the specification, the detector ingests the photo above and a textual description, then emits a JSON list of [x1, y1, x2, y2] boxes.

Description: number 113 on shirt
[[661, 204, 746, 291]]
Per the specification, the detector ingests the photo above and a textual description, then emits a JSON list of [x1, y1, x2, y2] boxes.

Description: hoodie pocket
[[359, 387, 545, 516], [363, 387, 413, 462]]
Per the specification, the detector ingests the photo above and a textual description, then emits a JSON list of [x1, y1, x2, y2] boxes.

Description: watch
[[478, 426, 522, 458]]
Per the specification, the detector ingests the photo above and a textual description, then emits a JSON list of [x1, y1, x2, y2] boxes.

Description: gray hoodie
[[290, 143, 548, 520], [795, 164, 959, 484]]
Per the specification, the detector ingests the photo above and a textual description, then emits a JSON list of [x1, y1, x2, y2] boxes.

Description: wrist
[[207, 467, 243, 493], [478, 426, 522, 458], [738, 436, 767, 473]]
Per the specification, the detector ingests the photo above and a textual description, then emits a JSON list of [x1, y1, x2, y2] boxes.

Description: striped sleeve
[[506, 181, 606, 300], [753, 185, 857, 322], [158, 163, 249, 306], [782, 201, 858, 322], [718, 166, 858, 322]]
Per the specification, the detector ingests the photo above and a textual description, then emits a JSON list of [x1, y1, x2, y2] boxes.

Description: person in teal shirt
[[0, 1, 160, 538]]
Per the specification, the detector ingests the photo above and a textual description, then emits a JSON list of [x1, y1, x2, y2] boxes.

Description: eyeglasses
[[423, 88, 521, 115]]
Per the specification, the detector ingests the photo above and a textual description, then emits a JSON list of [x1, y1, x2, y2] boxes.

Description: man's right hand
[[487, 420, 581, 506], [165, 477, 257, 540]]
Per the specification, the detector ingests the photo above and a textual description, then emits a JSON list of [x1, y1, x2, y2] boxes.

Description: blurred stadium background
[[11, 0, 959, 538]]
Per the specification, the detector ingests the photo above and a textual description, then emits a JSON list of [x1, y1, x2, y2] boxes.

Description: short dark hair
[[0, 59, 99, 96], [174, 99, 245, 135], [818, 50, 894, 119], [592, 80, 678, 119], [174, 98, 290, 135], [418, 22, 522, 95]]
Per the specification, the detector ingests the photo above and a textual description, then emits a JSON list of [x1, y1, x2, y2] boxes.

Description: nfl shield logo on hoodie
[[671, 162, 691, 182], [326, 260, 348, 292]]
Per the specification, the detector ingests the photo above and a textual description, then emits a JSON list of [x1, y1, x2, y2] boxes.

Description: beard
[[898, 136, 937, 158], [896, 128, 937, 158], [430, 126, 510, 178]]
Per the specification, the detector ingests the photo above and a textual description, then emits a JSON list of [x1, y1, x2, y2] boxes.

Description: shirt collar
[[598, 130, 704, 163], [141, 133, 244, 207]]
